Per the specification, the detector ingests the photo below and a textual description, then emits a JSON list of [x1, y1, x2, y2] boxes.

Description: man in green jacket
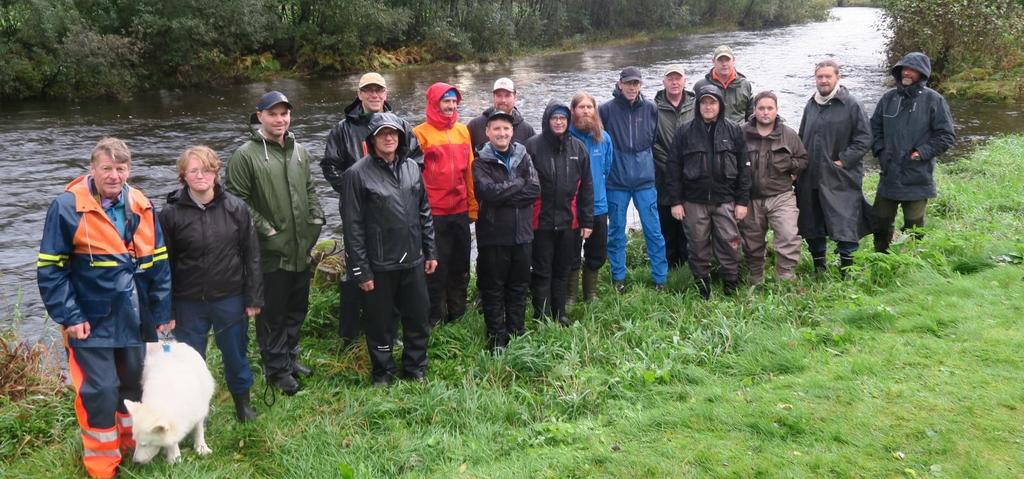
[[227, 91, 325, 395], [693, 45, 753, 125], [653, 65, 695, 269]]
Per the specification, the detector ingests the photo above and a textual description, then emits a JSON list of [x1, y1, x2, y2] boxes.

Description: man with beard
[[526, 102, 593, 324], [413, 83, 477, 326], [795, 60, 873, 275], [739, 91, 808, 284], [567, 91, 614, 303], [653, 65, 696, 269], [693, 45, 753, 124], [599, 67, 668, 293], [870, 52, 955, 253], [321, 72, 418, 347], [666, 85, 751, 299], [473, 111, 541, 350], [467, 77, 537, 151]]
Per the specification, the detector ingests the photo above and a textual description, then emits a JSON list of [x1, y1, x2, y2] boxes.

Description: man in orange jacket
[[413, 83, 477, 326], [37, 138, 173, 478]]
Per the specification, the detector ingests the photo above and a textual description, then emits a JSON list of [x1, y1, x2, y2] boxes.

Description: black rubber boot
[[292, 361, 313, 379], [874, 229, 892, 253], [232, 391, 258, 422], [723, 279, 738, 296], [695, 277, 712, 300], [813, 254, 828, 273], [839, 254, 854, 279], [565, 268, 580, 308], [582, 268, 599, 302]]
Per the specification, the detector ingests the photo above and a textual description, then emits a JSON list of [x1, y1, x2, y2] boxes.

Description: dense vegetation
[[3, 136, 1024, 477], [0, 0, 833, 100], [879, 0, 1024, 100]]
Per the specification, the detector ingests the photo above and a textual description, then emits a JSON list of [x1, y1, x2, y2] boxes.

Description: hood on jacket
[[695, 84, 726, 123], [892, 52, 932, 85], [344, 98, 394, 123], [364, 112, 410, 160], [424, 82, 461, 130], [540, 100, 571, 144]]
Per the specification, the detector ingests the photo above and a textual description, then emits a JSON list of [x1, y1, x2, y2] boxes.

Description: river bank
[[4, 135, 1023, 477]]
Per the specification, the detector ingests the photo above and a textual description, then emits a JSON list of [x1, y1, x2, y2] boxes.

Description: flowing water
[[1, 8, 1020, 342]]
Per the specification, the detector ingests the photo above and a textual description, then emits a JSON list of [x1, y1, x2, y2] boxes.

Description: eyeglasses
[[186, 168, 217, 177]]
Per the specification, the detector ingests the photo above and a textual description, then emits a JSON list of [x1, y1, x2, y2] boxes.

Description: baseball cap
[[358, 72, 386, 89], [713, 45, 735, 60], [486, 110, 515, 125], [256, 91, 291, 111], [619, 66, 643, 82], [663, 64, 687, 77], [492, 77, 515, 93]]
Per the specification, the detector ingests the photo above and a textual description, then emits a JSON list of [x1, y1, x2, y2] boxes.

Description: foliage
[[878, 0, 1024, 90], [0, 0, 834, 100]]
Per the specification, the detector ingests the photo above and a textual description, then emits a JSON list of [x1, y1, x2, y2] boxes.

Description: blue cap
[[441, 89, 459, 100], [257, 91, 292, 111], [550, 106, 570, 119]]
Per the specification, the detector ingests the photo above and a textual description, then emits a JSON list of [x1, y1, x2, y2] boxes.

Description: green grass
[[4, 136, 1024, 478]]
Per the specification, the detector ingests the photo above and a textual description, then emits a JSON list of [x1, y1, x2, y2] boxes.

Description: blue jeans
[[607, 187, 668, 284], [806, 237, 859, 257], [174, 295, 254, 395]]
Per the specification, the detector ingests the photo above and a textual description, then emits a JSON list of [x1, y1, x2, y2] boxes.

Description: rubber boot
[[812, 254, 827, 274], [723, 279, 738, 296], [565, 268, 580, 308], [232, 391, 258, 422], [839, 254, 854, 279], [695, 276, 712, 300], [874, 228, 892, 253], [581, 268, 599, 302]]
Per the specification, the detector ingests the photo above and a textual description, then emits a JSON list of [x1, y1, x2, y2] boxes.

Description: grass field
[[3, 136, 1023, 478]]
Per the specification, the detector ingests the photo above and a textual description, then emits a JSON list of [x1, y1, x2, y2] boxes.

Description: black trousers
[[363, 267, 430, 380], [427, 213, 471, 324], [658, 204, 689, 268], [338, 278, 364, 341], [256, 269, 311, 381], [531, 228, 577, 318], [571, 214, 609, 272], [477, 243, 531, 344]]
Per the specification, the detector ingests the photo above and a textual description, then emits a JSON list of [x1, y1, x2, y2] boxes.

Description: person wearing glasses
[[160, 145, 263, 422]]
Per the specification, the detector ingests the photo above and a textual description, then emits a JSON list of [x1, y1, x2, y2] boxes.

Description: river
[[1, 7, 1020, 343]]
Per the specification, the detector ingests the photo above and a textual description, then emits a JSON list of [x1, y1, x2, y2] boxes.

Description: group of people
[[37, 45, 955, 478]]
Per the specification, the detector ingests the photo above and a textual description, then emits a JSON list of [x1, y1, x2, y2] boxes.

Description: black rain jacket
[[321, 98, 420, 194], [472, 142, 541, 246], [159, 183, 263, 307], [341, 113, 437, 283], [525, 101, 594, 231], [666, 85, 751, 206]]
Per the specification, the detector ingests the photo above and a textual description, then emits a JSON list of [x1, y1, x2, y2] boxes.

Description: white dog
[[123, 341, 215, 464]]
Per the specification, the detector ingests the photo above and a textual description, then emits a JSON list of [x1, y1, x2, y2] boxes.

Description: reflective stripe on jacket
[[37, 175, 171, 348]]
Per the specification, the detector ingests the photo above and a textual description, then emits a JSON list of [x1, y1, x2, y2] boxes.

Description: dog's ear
[[123, 400, 140, 415], [150, 422, 168, 435]]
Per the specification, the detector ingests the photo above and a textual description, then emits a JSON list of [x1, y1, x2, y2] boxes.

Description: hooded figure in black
[[525, 101, 594, 325], [870, 52, 956, 252], [666, 84, 751, 298], [341, 113, 437, 386]]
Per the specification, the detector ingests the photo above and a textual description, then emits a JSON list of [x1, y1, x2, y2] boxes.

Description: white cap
[[492, 77, 515, 93]]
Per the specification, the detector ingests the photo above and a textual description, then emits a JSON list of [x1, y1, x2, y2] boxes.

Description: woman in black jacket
[[525, 101, 594, 325], [159, 146, 263, 421]]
